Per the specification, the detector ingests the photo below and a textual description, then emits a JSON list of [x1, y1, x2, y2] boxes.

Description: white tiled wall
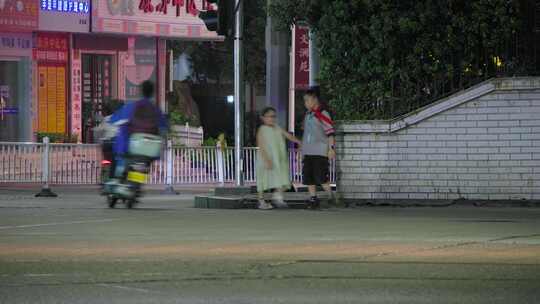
[[337, 79, 540, 201]]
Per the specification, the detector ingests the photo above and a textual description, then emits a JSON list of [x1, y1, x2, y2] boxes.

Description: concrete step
[[214, 186, 256, 196], [194, 192, 335, 209], [194, 195, 244, 209]]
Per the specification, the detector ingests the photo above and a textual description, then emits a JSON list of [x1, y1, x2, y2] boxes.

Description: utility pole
[[309, 29, 319, 88], [234, 0, 244, 186], [266, 0, 289, 128]]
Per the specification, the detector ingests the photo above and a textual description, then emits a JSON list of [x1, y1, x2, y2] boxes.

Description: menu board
[[36, 33, 68, 134], [37, 65, 67, 133]]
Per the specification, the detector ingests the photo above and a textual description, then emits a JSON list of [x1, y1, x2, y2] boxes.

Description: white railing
[[0, 140, 336, 186], [0, 142, 43, 183], [48, 144, 101, 184]]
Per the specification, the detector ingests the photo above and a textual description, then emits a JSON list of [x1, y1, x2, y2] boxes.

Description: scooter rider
[[94, 101, 124, 181], [107, 81, 167, 183]]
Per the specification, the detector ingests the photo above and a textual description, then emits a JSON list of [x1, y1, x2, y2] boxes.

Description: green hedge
[[36, 132, 78, 143]]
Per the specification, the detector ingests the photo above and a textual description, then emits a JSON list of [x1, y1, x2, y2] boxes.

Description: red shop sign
[[0, 0, 39, 32], [34, 33, 69, 63], [139, 0, 215, 17]]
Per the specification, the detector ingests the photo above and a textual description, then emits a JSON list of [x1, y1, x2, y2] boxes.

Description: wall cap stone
[[337, 77, 540, 134]]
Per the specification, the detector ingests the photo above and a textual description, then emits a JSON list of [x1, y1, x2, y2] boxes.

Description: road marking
[[0, 219, 116, 230], [24, 273, 56, 277], [97, 283, 152, 293]]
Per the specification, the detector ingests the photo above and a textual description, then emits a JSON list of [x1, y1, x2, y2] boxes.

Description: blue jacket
[[109, 98, 167, 155]]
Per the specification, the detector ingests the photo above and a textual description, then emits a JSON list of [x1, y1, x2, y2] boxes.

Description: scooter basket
[[128, 133, 162, 158]]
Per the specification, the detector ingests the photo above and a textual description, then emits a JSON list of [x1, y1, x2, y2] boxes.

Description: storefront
[[0, 33, 34, 141], [77, 0, 220, 143], [9, 0, 221, 143], [0, 0, 38, 141], [71, 34, 126, 142], [37, 0, 90, 141], [70, 34, 166, 142]]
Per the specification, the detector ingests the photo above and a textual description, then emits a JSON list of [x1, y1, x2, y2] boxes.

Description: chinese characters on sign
[[35, 34, 69, 63], [1, 36, 32, 50], [139, 0, 214, 16], [40, 0, 90, 13], [70, 50, 82, 138], [39, 0, 90, 33], [0, 0, 39, 32], [95, 0, 220, 39], [294, 25, 310, 90]]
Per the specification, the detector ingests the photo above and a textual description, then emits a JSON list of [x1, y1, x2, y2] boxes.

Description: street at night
[[2, 0, 540, 302], [0, 189, 539, 303]]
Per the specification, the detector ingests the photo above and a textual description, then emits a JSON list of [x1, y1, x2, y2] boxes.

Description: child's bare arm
[[279, 127, 302, 145]]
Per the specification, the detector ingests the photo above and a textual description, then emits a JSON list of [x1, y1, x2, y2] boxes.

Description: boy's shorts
[[302, 155, 330, 186]]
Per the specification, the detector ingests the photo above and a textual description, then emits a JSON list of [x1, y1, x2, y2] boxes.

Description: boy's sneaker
[[258, 200, 274, 210], [272, 192, 289, 209]]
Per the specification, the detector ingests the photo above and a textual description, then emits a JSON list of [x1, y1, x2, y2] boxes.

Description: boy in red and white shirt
[[301, 89, 336, 209]]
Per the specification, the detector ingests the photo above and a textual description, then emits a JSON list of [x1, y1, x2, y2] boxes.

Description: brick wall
[[336, 78, 540, 201]]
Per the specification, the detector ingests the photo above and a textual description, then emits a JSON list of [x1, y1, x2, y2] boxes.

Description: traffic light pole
[[234, 0, 244, 186], [309, 29, 320, 87]]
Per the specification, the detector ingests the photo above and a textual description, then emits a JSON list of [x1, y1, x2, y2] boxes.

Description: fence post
[[163, 139, 177, 194], [217, 144, 225, 185], [186, 122, 190, 147], [35, 137, 57, 197]]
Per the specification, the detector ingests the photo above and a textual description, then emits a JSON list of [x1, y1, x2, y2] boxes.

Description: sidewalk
[[1, 183, 539, 208], [0, 183, 215, 196]]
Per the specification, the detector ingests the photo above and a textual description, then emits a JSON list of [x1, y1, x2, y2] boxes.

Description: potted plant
[[168, 110, 204, 146]]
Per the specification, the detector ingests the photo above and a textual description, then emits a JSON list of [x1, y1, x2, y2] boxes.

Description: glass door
[[81, 54, 113, 143], [0, 60, 20, 141]]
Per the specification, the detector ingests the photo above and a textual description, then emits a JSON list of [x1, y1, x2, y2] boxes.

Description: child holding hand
[[256, 107, 301, 210]]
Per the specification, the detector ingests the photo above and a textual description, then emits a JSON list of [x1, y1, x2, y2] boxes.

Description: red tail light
[[101, 160, 112, 166]]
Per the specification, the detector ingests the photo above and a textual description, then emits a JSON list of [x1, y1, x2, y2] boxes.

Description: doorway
[[81, 54, 113, 143], [0, 58, 30, 142]]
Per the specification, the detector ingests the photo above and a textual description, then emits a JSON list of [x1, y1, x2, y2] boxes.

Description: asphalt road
[[0, 188, 539, 303]]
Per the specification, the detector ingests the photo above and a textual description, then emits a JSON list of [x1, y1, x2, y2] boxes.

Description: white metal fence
[[1, 140, 336, 186]]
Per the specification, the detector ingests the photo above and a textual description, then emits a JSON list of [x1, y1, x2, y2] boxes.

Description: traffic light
[[199, 0, 234, 37]]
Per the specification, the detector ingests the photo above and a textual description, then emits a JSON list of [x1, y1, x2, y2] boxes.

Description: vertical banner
[[32, 60, 38, 138], [118, 52, 127, 101], [70, 49, 82, 140], [293, 25, 310, 90], [157, 38, 167, 112]]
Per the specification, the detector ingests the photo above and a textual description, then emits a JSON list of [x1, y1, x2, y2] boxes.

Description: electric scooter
[[104, 133, 162, 209], [106, 156, 151, 209]]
